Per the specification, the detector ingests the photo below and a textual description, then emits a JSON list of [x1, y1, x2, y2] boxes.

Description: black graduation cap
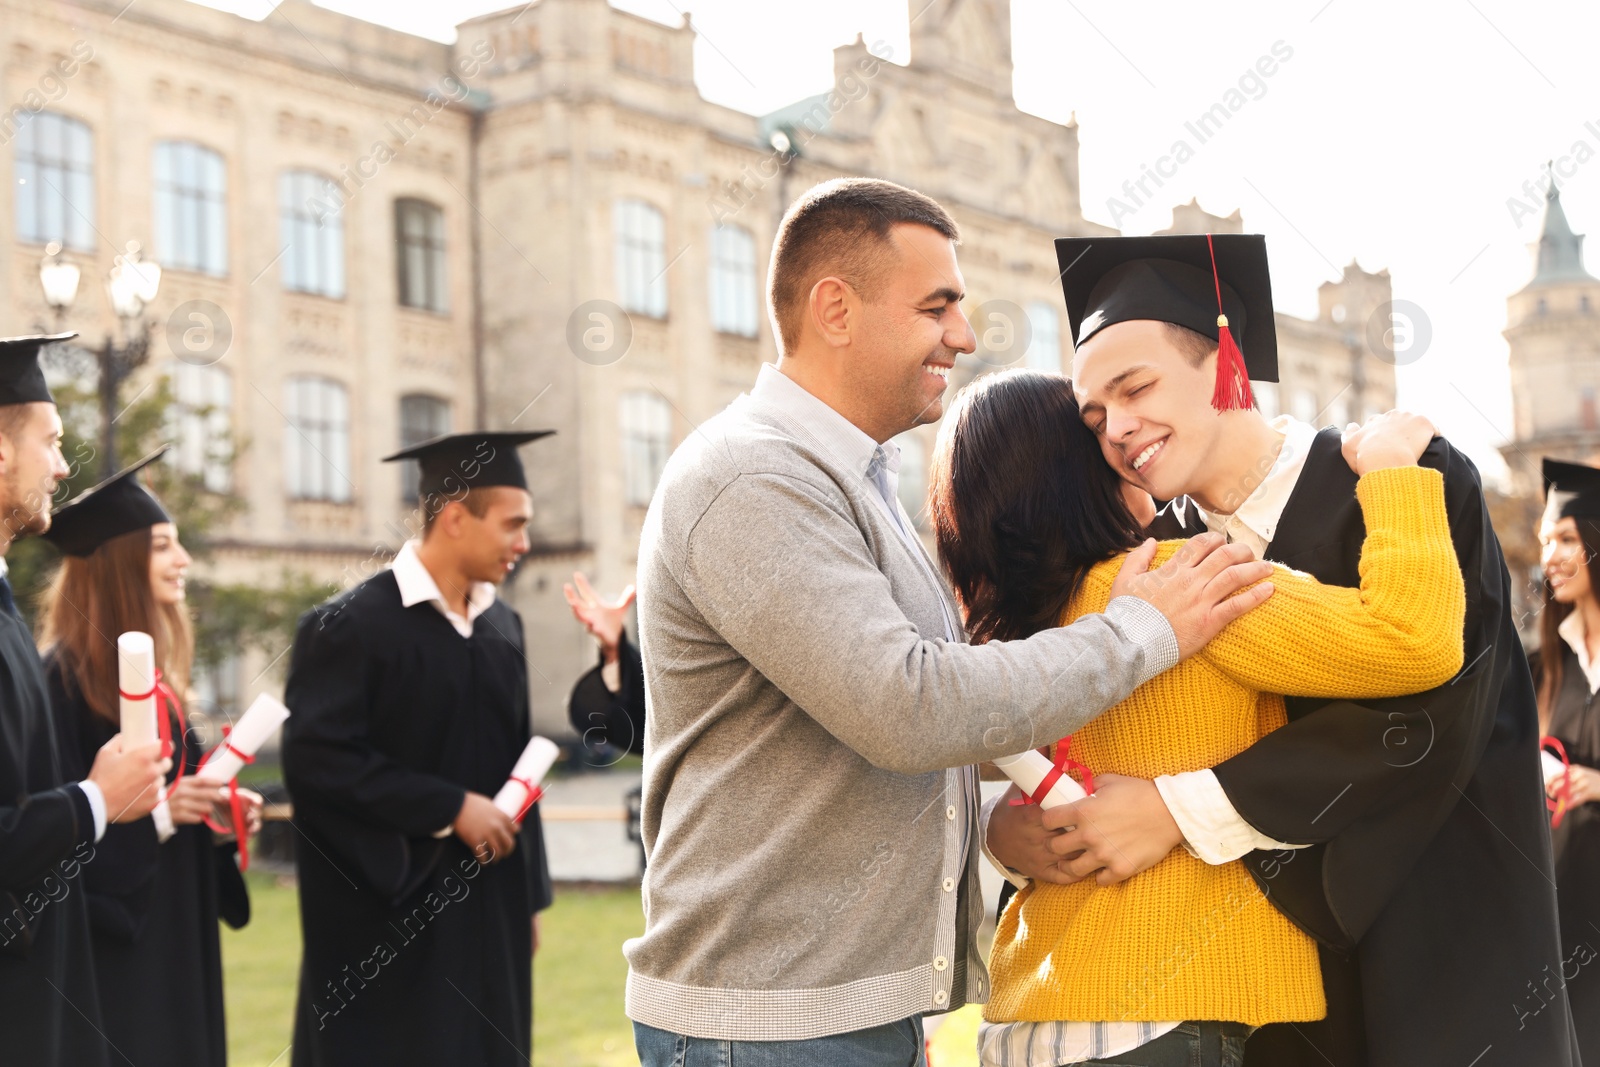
[[0, 332, 73, 406], [382, 431, 555, 497], [1543, 457, 1600, 520], [1054, 234, 1278, 411], [44, 446, 173, 557]]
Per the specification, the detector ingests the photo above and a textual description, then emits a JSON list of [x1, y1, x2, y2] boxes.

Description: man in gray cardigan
[[627, 178, 1274, 1066]]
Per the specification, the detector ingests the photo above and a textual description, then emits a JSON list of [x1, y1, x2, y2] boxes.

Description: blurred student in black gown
[[565, 571, 644, 759], [1535, 457, 1600, 1059], [39, 447, 258, 1067]]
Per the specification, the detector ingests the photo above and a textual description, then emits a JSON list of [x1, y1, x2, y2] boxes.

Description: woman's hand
[[167, 776, 226, 826], [1341, 410, 1437, 475], [1550, 764, 1600, 808]]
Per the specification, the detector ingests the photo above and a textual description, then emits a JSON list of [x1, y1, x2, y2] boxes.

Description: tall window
[[279, 171, 346, 298], [169, 362, 232, 492], [14, 111, 94, 250], [154, 141, 227, 276], [709, 224, 758, 336], [1025, 301, 1062, 372], [614, 199, 667, 317], [396, 199, 447, 312], [398, 394, 450, 502], [1290, 387, 1319, 425], [1253, 381, 1280, 419], [621, 391, 672, 506], [284, 376, 351, 502]]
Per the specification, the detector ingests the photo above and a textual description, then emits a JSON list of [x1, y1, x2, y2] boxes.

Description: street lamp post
[[38, 240, 162, 476]]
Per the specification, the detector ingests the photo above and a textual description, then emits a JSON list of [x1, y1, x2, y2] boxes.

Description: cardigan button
[[942, 877, 954, 893], [933, 990, 948, 1006], [933, 956, 948, 971], [945, 805, 956, 820]]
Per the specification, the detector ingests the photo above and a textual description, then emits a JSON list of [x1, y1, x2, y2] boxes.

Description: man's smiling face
[[1071, 319, 1224, 503]]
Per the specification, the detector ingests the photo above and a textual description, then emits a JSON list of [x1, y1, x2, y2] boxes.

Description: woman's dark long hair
[[1538, 517, 1600, 727], [930, 369, 1145, 644]]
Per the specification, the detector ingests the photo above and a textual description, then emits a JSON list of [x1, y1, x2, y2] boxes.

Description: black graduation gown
[[567, 629, 646, 756], [1539, 640, 1600, 1061], [45, 651, 250, 1067], [1152, 430, 1577, 1067], [283, 571, 553, 1067], [0, 608, 108, 1067]]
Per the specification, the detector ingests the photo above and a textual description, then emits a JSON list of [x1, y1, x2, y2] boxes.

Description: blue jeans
[[633, 1017, 926, 1067], [1084, 1021, 1254, 1066]]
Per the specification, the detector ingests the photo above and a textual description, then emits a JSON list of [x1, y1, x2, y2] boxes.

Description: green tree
[[9, 364, 331, 691]]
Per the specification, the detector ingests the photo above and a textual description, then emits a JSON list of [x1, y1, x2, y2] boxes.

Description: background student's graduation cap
[[44, 446, 173, 557], [1543, 457, 1600, 520], [1054, 233, 1278, 412], [382, 430, 556, 496], [0, 332, 73, 406]]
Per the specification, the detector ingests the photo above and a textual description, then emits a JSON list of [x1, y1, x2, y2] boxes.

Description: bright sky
[[199, 0, 1600, 480]]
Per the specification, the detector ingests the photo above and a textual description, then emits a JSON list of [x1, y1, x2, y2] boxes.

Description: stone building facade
[[0, 0, 1397, 735]]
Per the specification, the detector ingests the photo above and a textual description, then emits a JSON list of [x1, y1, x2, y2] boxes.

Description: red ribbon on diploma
[[119, 669, 189, 794], [1009, 734, 1096, 808], [510, 777, 543, 824], [1543, 735, 1574, 830], [197, 726, 256, 871]]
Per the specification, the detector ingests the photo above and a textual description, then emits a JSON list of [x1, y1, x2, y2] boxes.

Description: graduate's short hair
[[768, 178, 959, 353], [420, 487, 495, 535], [1162, 321, 1218, 367]]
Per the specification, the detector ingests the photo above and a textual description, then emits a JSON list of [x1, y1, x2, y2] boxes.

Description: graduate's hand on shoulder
[[454, 792, 518, 862], [1113, 534, 1275, 659], [1341, 410, 1436, 475], [167, 775, 225, 826], [89, 734, 170, 823], [1043, 774, 1183, 887]]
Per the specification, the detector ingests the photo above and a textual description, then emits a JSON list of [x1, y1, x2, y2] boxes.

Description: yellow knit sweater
[[985, 466, 1466, 1027]]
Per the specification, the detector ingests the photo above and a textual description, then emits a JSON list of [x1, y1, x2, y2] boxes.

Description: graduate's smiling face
[[457, 486, 533, 585], [0, 402, 70, 540], [1541, 513, 1595, 606], [147, 522, 191, 605], [1072, 319, 1224, 504]]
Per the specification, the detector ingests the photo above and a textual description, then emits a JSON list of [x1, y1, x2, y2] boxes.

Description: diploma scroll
[[992, 749, 1089, 809], [117, 632, 175, 842], [196, 694, 290, 783], [492, 736, 560, 823]]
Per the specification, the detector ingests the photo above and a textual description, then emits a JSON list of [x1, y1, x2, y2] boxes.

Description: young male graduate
[[283, 431, 555, 1067], [985, 236, 1577, 1066], [0, 333, 167, 1067]]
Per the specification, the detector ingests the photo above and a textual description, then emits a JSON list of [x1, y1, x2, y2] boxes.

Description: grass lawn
[[221, 872, 981, 1067], [221, 873, 645, 1067]]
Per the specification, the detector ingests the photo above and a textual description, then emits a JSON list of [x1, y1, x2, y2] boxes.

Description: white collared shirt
[[1557, 610, 1600, 696], [389, 539, 496, 638]]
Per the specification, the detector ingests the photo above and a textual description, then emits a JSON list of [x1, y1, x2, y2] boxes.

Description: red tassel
[[1211, 316, 1253, 412], [1205, 233, 1253, 412]]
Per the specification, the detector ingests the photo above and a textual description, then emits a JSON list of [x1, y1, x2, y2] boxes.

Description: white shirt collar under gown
[[1184, 414, 1319, 559], [388, 539, 496, 638], [1557, 608, 1600, 695]]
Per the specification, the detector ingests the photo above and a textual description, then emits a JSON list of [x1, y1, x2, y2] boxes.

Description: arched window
[[279, 171, 346, 298], [154, 141, 227, 275], [14, 111, 95, 250], [709, 224, 759, 336], [614, 199, 668, 317], [396, 199, 448, 312], [169, 362, 232, 492], [621, 390, 672, 506], [1025, 301, 1062, 372], [284, 375, 351, 501], [397, 393, 451, 502]]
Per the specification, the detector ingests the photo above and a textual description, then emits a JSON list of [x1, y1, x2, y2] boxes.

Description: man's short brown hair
[[767, 178, 960, 352], [421, 486, 494, 534]]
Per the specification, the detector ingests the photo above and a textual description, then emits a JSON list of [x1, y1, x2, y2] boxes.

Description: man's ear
[[808, 276, 855, 349]]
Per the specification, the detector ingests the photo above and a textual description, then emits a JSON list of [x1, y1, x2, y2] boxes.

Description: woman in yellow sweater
[[927, 369, 1466, 1066]]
